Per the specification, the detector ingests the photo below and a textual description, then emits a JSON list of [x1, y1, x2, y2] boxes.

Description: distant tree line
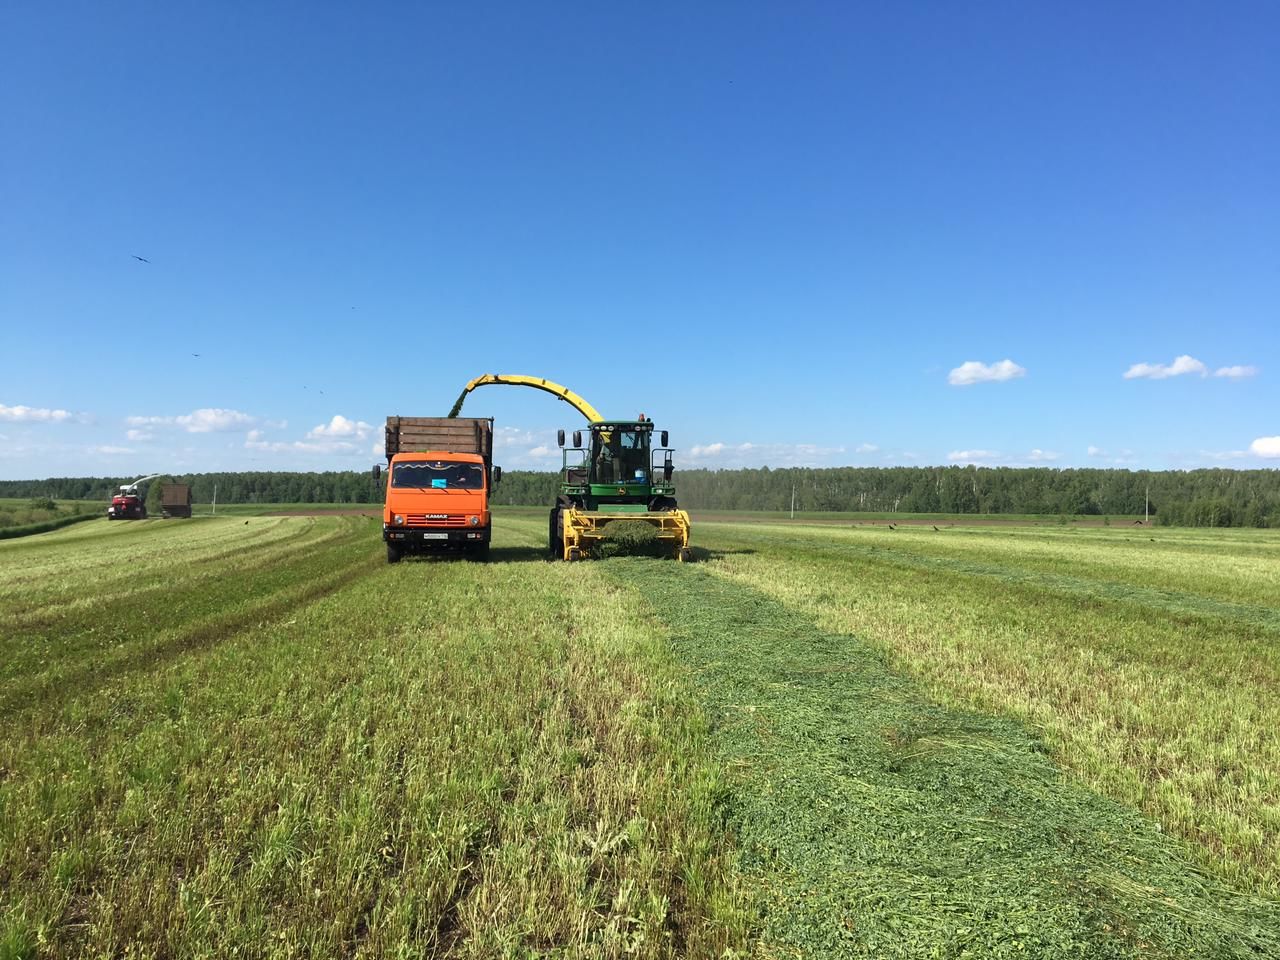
[[1, 466, 1277, 526]]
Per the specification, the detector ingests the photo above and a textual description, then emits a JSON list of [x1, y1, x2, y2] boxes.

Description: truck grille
[[405, 515, 467, 527]]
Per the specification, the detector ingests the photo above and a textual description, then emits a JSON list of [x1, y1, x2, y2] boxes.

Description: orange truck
[[376, 416, 501, 563]]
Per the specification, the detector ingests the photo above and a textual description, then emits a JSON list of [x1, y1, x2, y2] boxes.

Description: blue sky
[[2, 2, 1277, 479]]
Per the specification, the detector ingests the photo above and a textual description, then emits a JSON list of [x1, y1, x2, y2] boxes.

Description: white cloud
[[92, 445, 134, 455], [307, 415, 374, 440], [1250, 436, 1280, 459], [1027, 449, 1060, 462], [948, 359, 1027, 386], [128, 408, 258, 433], [179, 408, 255, 432], [1087, 445, 1105, 457], [685, 441, 845, 468], [125, 429, 154, 442], [245, 436, 362, 455], [1123, 354, 1207, 380], [527, 445, 553, 458], [947, 449, 1002, 463], [494, 426, 548, 449], [855, 443, 879, 454], [1214, 365, 1258, 380], [1199, 449, 1248, 461], [0, 403, 74, 423]]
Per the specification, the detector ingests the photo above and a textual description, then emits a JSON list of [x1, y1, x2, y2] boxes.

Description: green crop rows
[[2, 512, 1277, 957]]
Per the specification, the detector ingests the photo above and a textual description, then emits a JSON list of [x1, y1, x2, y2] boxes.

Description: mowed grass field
[[2, 512, 1278, 958]]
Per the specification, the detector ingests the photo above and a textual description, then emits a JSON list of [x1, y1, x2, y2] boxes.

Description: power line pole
[[790, 482, 796, 520], [1145, 484, 1149, 525], [212, 483, 218, 517]]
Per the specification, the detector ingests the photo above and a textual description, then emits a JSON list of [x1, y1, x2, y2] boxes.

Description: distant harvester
[[161, 483, 192, 518]]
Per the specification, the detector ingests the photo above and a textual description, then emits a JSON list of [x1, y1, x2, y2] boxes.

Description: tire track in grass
[[0, 518, 382, 718], [611, 559, 1280, 958]]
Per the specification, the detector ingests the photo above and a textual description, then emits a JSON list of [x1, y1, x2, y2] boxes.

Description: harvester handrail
[[448, 374, 604, 423]]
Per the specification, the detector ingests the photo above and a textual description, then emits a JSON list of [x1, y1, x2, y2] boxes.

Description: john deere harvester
[[449, 374, 692, 561]]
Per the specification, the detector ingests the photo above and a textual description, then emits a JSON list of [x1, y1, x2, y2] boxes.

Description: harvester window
[[594, 429, 649, 484], [392, 461, 484, 490]]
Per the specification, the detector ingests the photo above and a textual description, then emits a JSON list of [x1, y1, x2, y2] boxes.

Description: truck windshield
[[392, 461, 484, 490]]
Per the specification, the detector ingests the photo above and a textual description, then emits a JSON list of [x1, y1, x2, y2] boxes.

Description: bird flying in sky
[[132, 255, 150, 263]]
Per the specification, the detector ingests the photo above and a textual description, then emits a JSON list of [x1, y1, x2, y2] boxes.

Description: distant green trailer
[[161, 483, 192, 518]]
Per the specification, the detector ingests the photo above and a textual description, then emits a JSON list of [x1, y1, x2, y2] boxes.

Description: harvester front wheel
[[548, 507, 562, 559], [679, 547, 693, 563], [566, 546, 581, 562]]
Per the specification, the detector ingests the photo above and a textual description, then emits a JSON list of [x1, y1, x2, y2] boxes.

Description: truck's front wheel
[[386, 542, 403, 564]]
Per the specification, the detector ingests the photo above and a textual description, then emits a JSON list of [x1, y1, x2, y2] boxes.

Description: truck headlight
[[393, 514, 405, 525], [469, 515, 480, 526]]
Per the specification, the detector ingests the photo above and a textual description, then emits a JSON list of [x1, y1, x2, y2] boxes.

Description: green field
[[0, 499, 101, 539], [2, 513, 1278, 957]]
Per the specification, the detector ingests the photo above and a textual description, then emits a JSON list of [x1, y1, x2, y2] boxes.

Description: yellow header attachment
[[448, 374, 604, 423]]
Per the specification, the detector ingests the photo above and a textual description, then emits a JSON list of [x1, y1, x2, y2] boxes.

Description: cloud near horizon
[[1, 403, 74, 423], [1123, 355, 1207, 379], [686, 441, 846, 468], [1214, 365, 1258, 379], [307, 414, 374, 440], [128, 408, 258, 433], [1250, 437, 1280, 459], [947, 359, 1027, 386]]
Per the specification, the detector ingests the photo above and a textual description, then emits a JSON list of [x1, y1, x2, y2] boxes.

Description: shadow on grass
[[489, 544, 550, 564], [690, 545, 755, 562]]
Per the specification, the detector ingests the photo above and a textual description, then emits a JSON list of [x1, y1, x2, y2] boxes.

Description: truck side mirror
[[661, 430, 669, 447], [372, 464, 381, 481], [573, 430, 582, 448], [557, 429, 565, 448], [493, 466, 502, 484]]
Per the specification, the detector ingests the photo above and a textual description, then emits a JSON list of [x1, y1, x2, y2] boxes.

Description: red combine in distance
[[107, 474, 159, 520]]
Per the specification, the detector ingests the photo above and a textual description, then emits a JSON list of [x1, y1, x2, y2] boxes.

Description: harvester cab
[[557, 416, 676, 511]]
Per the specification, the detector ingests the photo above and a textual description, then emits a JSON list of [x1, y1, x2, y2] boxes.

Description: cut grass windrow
[[606, 556, 1280, 958], [695, 521, 1280, 898]]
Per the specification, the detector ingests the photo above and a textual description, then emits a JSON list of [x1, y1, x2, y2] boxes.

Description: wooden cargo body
[[161, 483, 192, 518], [384, 417, 493, 466]]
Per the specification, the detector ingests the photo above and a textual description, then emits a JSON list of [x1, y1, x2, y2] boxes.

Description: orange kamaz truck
[[376, 417, 501, 563]]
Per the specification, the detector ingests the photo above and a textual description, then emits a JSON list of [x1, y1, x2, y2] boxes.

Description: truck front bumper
[[383, 526, 490, 547]]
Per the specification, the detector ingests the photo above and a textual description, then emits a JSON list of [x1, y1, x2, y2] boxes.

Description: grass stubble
[[0, 516, 748, 958]]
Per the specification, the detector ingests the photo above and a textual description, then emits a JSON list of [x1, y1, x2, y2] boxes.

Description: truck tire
[[386, 542, 403, 564], [471, 542, 490, 562]]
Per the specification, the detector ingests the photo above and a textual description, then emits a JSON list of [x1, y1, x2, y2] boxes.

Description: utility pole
[[212, 483, 218, 517], [790, 482, 796, 520], [1145, 484, 1149, 525]]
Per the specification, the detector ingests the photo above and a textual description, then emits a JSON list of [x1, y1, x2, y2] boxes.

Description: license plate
[[422, 532, 449, 540]]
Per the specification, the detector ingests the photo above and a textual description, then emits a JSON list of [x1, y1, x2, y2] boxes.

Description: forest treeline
[[2, 466, 1277, 526]]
